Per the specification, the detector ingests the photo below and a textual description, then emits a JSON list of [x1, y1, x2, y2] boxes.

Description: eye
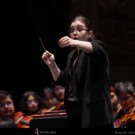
[[77, 27, 83, 32], [0, 101, 12, 108], [69, 28, 74, 33]]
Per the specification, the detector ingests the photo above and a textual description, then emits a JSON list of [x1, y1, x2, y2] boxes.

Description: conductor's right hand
[[41, 51, 55, 66]]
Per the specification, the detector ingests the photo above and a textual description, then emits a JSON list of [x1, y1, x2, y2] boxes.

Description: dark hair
[[114, 81, 135, 96], [0, 90, 12, 101], [70, 15, 93, 31], [41, 87, 54, 98], [19, 91, 42, 115]]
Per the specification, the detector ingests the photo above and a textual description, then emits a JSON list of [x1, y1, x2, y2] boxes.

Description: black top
[[67, 49, 82, 102], [56, 39, 113, 127]]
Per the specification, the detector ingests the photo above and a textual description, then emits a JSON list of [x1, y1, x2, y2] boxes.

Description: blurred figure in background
[[52, 83, 65, 110], [40, 87, 56, 113], [114, 81, 135, 128], [0, 90, 16, 128], [14, 90, 42, 128], [110, 85, 122, 117], [19, 90, 42, 116]]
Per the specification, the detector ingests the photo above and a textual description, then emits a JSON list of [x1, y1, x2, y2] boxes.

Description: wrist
[[48, 61, 56, 68]]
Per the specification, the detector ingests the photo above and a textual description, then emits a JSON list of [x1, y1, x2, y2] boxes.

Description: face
[[69, 20, 92, 41], [118, 93, 134, 110], [26, 95, 39, 113], [0, 96, 15, 119], [44, 98, 55, 108], [54, 85, 65, 101], [110, 92, 118, 106], [42, 93, 55, 108]]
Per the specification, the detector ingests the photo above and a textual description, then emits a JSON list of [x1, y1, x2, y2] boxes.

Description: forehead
[[0, 96, 12, 103], [70, 20, 85, 27], [28, 95, 35, 100]]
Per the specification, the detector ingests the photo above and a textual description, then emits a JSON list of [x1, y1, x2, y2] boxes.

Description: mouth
[[5, 111, 12, 116]]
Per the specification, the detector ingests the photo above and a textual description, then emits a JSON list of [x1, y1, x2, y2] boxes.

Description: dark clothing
[[67, 50, 83, 102], [56, 40, 113, 128], [0, 119, 16, 128], [66, 102, 82, 128]]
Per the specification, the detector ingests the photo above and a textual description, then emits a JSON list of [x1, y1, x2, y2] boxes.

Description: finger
[[59, 42, 69, 48], [59, 39, 70, 47], [58, 36, 69, 44], [42, 51, 50, 59], [45, 51, 53, 56]]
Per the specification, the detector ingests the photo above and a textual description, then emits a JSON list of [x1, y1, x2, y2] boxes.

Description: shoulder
[[91, 39, 107, 51]]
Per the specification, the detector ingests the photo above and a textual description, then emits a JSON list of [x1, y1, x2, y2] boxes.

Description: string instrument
[[40, 106, 56, 113], [13, 112, 49, 128], [54, 101, 64, 110], [40, 101, 64, 113], [13, 104, 66, 128], [13, 112, 32, 128], [114, 106, 135, 128]]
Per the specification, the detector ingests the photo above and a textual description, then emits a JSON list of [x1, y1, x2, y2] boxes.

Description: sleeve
[[90, 40, 108, 61], [55, 70, 66, 87]]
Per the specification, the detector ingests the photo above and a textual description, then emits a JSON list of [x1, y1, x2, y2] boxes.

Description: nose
[[73, 29, 78, 34], [4, 104, 9, 108], [31, 101, 37, 105]]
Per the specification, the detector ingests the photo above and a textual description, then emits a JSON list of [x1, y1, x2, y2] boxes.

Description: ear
[[132, 92, 135, 98], [88, 30, 93, 38]]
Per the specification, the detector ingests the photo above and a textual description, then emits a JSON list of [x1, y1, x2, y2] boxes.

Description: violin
[[13, 108, 67, 128], [54, 101, 64, 110], [13, 112, 32, 128], [114, 105, 135, 128], [13, 111, 55, 128], [40, 106, 56, 113], [40, 101, 64, 113]]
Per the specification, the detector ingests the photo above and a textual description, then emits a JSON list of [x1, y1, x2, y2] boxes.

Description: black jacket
[[57, 40, 113, 128]]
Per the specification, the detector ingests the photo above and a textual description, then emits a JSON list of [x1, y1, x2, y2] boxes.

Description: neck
[[77, 48, 80, 54]]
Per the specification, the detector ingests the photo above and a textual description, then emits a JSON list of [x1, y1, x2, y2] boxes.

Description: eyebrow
[[70, 24, 85, 28]]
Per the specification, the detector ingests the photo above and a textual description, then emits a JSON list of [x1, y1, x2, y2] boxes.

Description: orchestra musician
[[14, 90, 67, 128], [14, 90, 42, 128], [113, 81, 135, 128], [40, 87, 56, 113], [110, 86, 122, 117], [52, 83, 65, 110], [0, 90, 16, 128]]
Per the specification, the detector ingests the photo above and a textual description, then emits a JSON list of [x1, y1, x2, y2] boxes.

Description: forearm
[[48, 62, 61, 81], [75, 40, 93, 53]]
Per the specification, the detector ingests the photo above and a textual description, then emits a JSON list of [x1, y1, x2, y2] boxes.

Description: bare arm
[[58, 36, 93, 53], [41, 51, 60, 81], [48, 62, 61, 81], [72, 40, 93, 53]]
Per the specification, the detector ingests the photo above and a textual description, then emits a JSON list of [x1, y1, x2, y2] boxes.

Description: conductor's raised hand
[[41, 51, 55, 66], [58, 36, 77, 48]]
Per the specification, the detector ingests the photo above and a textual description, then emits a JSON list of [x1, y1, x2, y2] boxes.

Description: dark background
[[0, 0, 70, 109], [0, 0, 135, 110]]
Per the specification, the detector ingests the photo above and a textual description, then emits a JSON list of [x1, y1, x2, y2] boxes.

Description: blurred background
[[0, 0, 135, 110]]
